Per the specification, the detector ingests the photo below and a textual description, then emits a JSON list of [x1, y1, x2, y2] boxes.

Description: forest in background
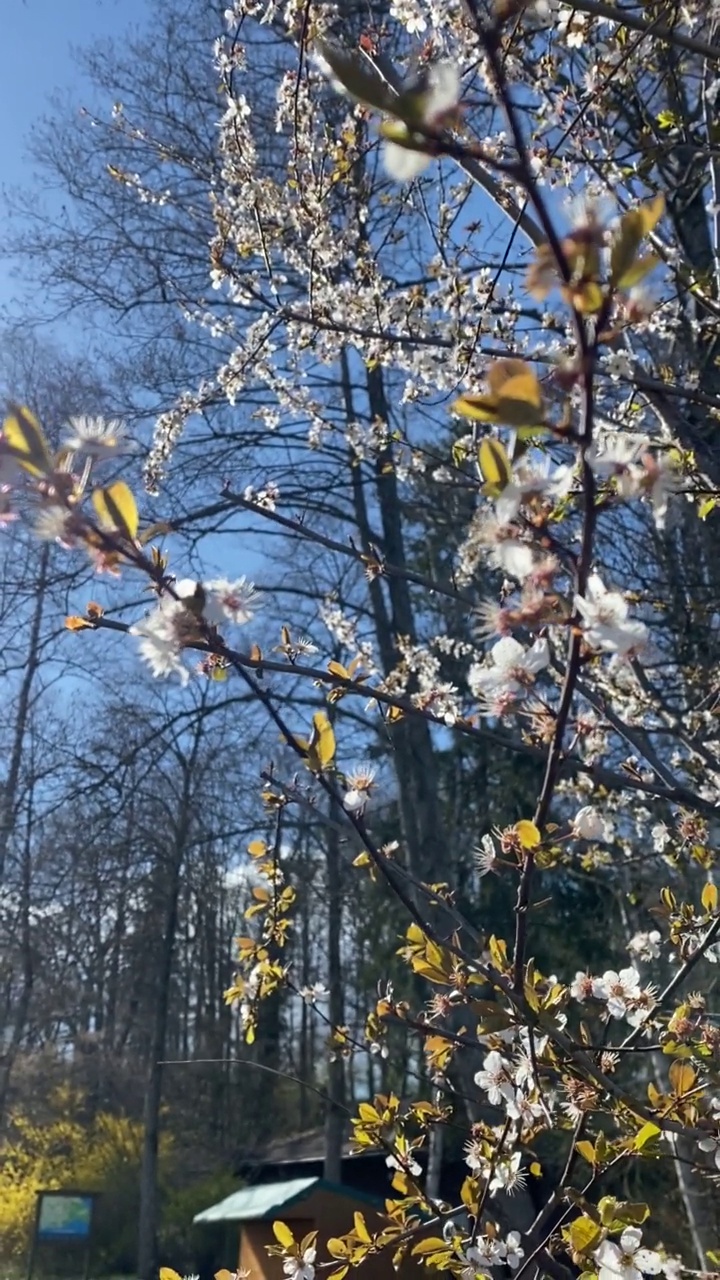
[[1, 0, 720, 1276]]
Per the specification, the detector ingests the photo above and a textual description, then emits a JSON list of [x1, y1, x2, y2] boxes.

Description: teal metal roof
[[193, 1177, 321, 1224], [193, 1176, 382, 1225]]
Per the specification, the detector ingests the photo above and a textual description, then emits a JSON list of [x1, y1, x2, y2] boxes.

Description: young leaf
[[452, 393, 501, 424], [566, 1216, 602, 1254], [453, 363, 545, 429], [272, 1221, 295, 1249], [668, 1059, 696, 1095], [92, 481, 139, 540], [308, 710, 336, 770], [3, 404, 54, 477], [353, 1212, 372, 1244], [575, 1140, 597, 1165], [412, 1238, 448, 1255], [701, 881, 718, 913], [612, 1202, 650, 1226], [616, 254, 660, 290], [478, 437, 511, 491], [633, 1121, 661, 1151], [610, 195, 664, 287]]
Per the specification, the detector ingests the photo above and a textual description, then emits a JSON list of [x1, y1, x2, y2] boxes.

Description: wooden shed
[[193, 1175, 416, 1280]]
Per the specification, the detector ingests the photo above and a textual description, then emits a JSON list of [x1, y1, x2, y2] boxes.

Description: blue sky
[[0, 0, 150, 315]]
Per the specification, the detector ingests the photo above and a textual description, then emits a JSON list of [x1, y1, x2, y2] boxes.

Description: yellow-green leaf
[[575, 1140, 597, 1165], [570, 280, 605, 314], [452, 393, 501, 424], [354, 1213, 372, 1245], [460, 1176, 479, 1210], [307, 710, 336, 770], [272, 1221, 295, 1249], [610, 196, 664, 287], [633, 1121, 661, 1151], [637, 193, 665, 234], [160, 1270, 183, 1280], [612, 1202, 650, 1227], [3, 404, 54, 477], [92, 481, 139, 540], [495, 371, 545, 426], [453, 361, 544, 430], [488, 934, 508, 970], [516, 820, 541, 850], [566, 1216, 602, 1254], [616, 254, 660, 290], [479, 437, 511, 491], [412, 1238, 448, 1256], [327, 1240, 350, 1260], [669, 1059, 696, 1095], [702, 882, 718, 913]]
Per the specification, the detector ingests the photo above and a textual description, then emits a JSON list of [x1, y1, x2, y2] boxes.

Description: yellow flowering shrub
[[0, 1090, 166, 1260]]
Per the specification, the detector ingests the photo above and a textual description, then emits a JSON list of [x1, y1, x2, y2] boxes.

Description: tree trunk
[[0, 544, 49, 882], [323, 800, 345, 1183], [137, 726, 203, 1280]]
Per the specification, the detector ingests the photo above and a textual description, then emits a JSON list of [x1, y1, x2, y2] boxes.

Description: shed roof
[[193, 1176, 380, 1225]]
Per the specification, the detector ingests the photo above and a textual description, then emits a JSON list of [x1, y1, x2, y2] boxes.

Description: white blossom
[[503, 1233, 525, 1270], [465, 1237, 506, 1268], [572, 805, 614, 842], [298, 983, 329, 1004], [594, 1229, 662, 1280], [574, 574, 648, 655], [384, 61, 462, 180], [205, 576, 263, 624], [489, 1150, 527, 1194], [63, 415, 138, 459], [651, 823, 670, 853], [283, 1248, 316, 1280], [698, 1131, 720, 1168], [386, 1150, 422, 1176], [473, 1050, 514, 1107], [129, 604, 192, 685], [495, 460, 573, 523], [468, 635, 550, 707], [628, 930, 662, 961], [594, 967, 642, 1018]]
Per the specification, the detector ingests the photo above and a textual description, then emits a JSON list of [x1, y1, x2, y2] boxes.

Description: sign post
[[27, 1190, 98, 1280]]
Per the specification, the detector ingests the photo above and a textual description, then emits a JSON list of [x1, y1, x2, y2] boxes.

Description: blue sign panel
[[37, 1193, 94, 1240]]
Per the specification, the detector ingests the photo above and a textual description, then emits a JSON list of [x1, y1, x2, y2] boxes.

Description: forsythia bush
[[0, 1089, 163, 1259]]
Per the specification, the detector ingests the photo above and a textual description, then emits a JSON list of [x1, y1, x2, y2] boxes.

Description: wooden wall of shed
[[237, 1197, 424, 1280], [240, 1220, 314, 1280]]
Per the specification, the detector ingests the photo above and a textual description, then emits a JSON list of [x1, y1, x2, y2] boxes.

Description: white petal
[[491, 636, 525, 669], [422, 61, 461, 123], [383, 139, 430, 181], [634, 1251, 662, 1275], [619, 1228, 643, 1254], [524, 636, 550, 673]]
